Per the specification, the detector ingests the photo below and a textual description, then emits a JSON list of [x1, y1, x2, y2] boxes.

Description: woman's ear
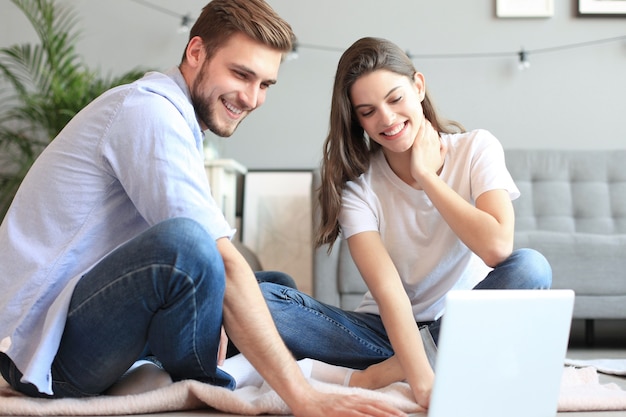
[[413, 72, 426, 101]]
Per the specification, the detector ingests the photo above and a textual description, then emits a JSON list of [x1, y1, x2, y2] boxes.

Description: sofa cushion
[[505, 150, 626, 234], [514, 231, 626, 295]]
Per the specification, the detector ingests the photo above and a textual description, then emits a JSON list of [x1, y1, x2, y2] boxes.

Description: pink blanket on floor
[[0, 366, 624, 415]]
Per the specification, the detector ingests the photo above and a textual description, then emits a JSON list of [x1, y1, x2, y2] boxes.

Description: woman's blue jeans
[[0, 218, 292, 398], [260, 248, 552, 370]]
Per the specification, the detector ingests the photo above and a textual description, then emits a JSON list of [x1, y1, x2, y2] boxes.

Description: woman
[[260, 37, 551, 409]]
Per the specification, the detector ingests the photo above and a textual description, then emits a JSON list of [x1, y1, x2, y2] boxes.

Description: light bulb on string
[[129, 0, 194, 34], [286, 43, 299, 61], [518, 48, 530, 70], [178, 14, 191, 34]]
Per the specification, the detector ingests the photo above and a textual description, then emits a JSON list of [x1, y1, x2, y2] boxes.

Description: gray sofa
[[312, 149, 626, 343]]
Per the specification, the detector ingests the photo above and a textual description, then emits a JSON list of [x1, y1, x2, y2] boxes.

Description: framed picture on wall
[[578, 0, 626, 15], [496, 0, 554, 17]]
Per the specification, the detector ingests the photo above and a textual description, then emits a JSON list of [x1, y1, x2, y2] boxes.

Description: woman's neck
[[381, 146, 445, 191], [382, 149, 421, 189]]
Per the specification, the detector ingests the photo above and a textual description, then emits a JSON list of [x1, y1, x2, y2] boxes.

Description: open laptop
[[428, 289, 575, 417]]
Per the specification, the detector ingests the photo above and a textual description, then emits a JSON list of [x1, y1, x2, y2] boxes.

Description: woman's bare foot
[[347, 356, 405, 389]]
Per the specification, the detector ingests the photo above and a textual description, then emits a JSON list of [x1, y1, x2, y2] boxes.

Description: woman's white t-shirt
[[339, 129, 520, 322]]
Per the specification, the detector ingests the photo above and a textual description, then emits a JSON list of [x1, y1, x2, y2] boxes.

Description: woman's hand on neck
[[383, 119, 445, 189]]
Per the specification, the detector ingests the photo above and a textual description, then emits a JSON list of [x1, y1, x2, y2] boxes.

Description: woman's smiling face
[[350, 69, 426, 154]]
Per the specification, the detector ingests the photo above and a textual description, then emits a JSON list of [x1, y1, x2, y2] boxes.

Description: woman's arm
[[410, 122, 515, 267], [347, 231, 435, 409]]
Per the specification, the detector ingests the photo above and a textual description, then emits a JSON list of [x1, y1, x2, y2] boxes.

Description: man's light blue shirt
[[0, 68, 233, 394]]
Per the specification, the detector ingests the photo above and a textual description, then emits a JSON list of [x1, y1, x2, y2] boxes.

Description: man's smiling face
[[190, 32, 283, 137]]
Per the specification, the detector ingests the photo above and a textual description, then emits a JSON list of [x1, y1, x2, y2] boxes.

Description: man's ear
[[184, 36, 205, 69], [413, 72, 426, 101]]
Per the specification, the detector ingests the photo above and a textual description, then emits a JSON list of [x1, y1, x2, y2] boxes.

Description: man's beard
[[192, 94, 235, 138], [190, 65, 240, 138]]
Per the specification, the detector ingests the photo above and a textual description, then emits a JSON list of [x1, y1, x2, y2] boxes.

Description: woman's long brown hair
[[316, 37, 464, 250]]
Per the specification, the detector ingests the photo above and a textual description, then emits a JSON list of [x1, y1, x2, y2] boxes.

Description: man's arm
[[217, 238, 407, 417]]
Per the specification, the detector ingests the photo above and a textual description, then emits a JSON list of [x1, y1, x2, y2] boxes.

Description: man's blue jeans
[[0, 218, 292, 398], [260, 248, 552, 370]]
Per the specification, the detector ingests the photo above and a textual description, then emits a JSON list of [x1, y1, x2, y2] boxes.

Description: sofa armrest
[[311, 169, 367, 310], [313, 244, 341, 306]]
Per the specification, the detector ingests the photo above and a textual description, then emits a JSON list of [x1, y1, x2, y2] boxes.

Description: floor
[[555, 319, 626, 417]]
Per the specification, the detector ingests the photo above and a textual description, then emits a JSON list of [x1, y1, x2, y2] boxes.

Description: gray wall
[[2, 0, 625, 170]]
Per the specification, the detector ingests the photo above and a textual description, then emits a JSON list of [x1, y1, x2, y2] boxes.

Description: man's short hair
[[182, 0, 295, 63]]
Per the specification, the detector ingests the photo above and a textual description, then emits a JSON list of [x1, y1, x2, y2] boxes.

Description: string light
[[129, 0, 192, 34], [127, 1, 625, 68], [285, 43, 299, 61], [296, 36, 625, 70], [518, 48, 530, 70], [178, 14, 192, 34]]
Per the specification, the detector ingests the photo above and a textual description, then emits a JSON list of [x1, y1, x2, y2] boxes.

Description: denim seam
[[279, 291, 390, 356], [68, 264, 180, 316]]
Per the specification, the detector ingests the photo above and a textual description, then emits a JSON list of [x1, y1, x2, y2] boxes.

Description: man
[[0, 1, 405, 416]]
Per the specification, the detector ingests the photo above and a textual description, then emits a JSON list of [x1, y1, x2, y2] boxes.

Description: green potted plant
[[0, 0, 148, 219]]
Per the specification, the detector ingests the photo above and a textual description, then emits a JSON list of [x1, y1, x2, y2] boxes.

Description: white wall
[[2, 0, 625, 170]]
